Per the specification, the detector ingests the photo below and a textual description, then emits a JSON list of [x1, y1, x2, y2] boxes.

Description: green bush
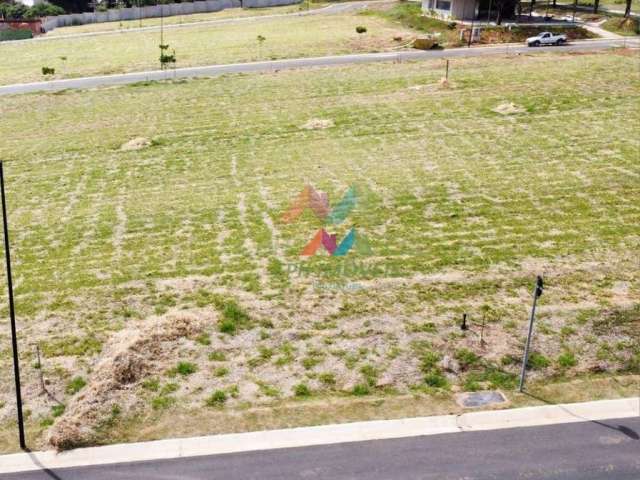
[[425, 372, 448, 389], [173, 361, 197, 376], [206, 390, 227, 406], [51, 404, 65, 418], [65, 376, 86, 395], [216, 298, 252, 334], [25, 3, 65, 19], [208, 351, 226, 361], [151, 395, 175, 410], [356, 26, 367, 34], [294, 383, 311, 397], [352, 383, 370, 396], [0, 29, 32, 42], [419, 351, 441, 373], [455, 348, 480, 370], [558, 351, 577, 368], [527, 352, 550, 370]]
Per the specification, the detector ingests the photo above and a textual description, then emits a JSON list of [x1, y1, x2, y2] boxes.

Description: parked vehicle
[[526, 32, 568, 47]]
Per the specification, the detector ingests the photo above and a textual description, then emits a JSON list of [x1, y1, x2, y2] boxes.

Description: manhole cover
[[456, 390, 508, 408]]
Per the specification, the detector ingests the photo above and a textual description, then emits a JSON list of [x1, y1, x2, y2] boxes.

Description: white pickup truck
[[526, 32, 568, 47]]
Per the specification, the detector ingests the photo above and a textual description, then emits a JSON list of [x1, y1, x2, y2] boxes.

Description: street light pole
[[0, 161, 26, 450]]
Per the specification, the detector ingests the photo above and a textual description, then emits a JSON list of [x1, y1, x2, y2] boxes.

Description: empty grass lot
[[0, 12, 410, 85], [0, 51, 638, 451], [45, 3, 322, 36]]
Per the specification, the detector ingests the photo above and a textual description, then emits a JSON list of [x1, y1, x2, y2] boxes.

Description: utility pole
[[519, 276, 544, 393], [1, 161, 26, 450]]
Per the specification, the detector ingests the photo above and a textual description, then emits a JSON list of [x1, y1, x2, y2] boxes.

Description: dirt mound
[[48, 311, 207, 450], [120, 137, 151, 151], [492, 102, 526, 115], [300, 118, 334, 130]]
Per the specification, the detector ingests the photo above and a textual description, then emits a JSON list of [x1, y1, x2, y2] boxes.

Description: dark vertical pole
[[0, 161, 26, 450], [519, 276, 544, 392]]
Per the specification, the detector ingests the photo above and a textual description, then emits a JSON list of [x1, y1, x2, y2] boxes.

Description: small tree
[[256, 34, 266, 59], [159, 43, 176, 70]]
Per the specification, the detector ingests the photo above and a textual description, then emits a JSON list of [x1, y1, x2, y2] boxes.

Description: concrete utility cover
[[456, 391, 508, 408]]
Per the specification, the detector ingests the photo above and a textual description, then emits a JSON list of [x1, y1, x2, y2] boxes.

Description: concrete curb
[[0, 396, 637, 474]]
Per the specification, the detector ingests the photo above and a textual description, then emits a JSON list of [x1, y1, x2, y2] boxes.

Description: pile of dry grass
[[48, 311, 207, 450], [120, 137, 151, 151], [492, 102, 526, 115]]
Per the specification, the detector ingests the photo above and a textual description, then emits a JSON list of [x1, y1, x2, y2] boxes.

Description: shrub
[[319, 372, 336, 386], [206, 390, 227, 406], [141, 377, 160, 392], [195, 333, 210, 346], [294, 383, 311, 397], [40, 417, 54, 428], [42, 67, 55, 76], [152, 396, 175, 410], [360, 364, 378, 387], [161, 383, 179, 395], [51, 404, 65, 418], [25, 3, 64, 19], [208, 351, 226, 362], [558, 351, 577, 368], [419, 351, 441, 373], [213, 367, 229, 377], [352, 383, 370, 396], [0, 29, 32, 41], [425, 372, 448, 389], [65, 376, 86, 395], [217, 298, 251, 334], [173, 361, 197, 376], [455, 348, 480, 369], [527, 352, 550, 370], [356, 26, 367, 34]]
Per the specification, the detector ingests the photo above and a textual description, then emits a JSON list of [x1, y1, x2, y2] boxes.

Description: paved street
[[2, 416, 638, 480], [0, 38, 638, 96]]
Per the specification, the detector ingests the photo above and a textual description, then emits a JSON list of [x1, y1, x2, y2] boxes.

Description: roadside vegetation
[[0, 51, 637, 451], [602, 15, 640, 34], [0, 11, 411, 84]]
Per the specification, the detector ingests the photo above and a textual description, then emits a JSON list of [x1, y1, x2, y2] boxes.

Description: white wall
[[422, 0, 477, 20]]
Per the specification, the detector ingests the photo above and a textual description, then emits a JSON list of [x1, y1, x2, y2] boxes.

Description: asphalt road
[[3, 416, 639, 480], [1, 38, 638, 97]]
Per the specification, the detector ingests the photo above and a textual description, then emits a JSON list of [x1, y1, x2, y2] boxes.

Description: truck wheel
[[532, 40, 540, 47]]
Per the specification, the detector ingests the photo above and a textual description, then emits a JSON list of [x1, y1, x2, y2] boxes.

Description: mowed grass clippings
[[0, 12, 409, 85], [0, 51, 638, 450]]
